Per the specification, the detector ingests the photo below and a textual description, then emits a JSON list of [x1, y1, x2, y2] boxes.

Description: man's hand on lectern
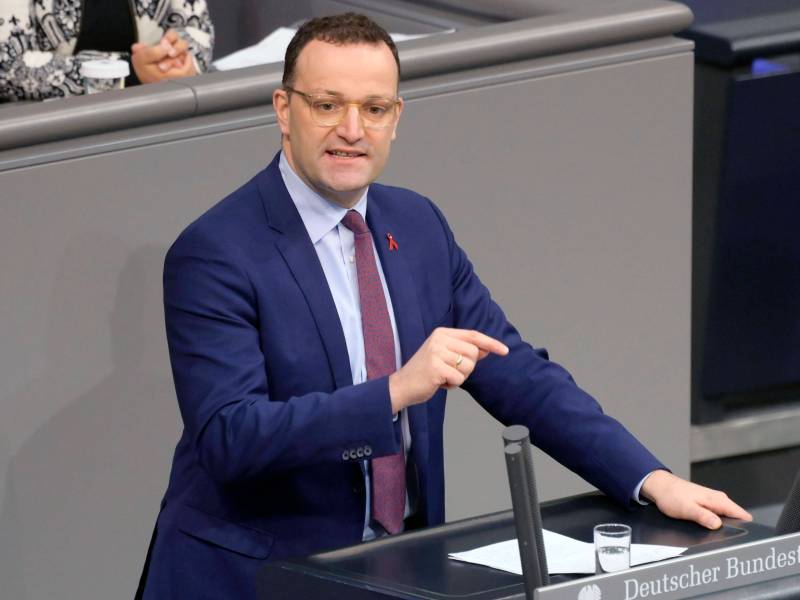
[[641, 470, 752, 529]]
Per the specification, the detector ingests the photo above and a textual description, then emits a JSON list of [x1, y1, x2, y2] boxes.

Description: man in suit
[[136, 13, 750, 600]]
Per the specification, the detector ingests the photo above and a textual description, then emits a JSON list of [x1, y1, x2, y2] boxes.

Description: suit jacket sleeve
[[426, 200, 666, 507], [163, 230, 399, 485]]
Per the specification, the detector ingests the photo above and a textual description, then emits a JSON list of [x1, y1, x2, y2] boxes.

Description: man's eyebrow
[[315, 89, 395, 100]]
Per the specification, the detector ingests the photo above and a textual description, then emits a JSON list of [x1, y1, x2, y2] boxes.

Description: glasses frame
[[283, 85, 401, 130]]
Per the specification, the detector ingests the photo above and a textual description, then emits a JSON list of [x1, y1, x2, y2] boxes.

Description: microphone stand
[[503, 424, 549, 599]]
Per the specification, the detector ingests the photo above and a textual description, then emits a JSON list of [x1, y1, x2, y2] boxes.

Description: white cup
[[594, 523, 631, 573], [80, 59, 130, 94]]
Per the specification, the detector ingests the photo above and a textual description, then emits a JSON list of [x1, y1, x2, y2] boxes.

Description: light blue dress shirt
[[278, 152, 413, 540]]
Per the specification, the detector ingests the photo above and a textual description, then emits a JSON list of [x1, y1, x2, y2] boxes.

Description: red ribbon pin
[[386, 233, 399, 251]]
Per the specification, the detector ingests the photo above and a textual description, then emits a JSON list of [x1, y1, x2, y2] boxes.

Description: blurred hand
[[641, 470, 752, 529], [388, 328, 508, 414], [131, 30, 197, 84]]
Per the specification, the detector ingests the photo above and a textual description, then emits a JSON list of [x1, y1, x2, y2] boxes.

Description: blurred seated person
[[0, 0, 213, 102]]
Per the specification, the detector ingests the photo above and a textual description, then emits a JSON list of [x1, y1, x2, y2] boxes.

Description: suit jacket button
[[364, 446, 373, 457], [348, 449, 358, 460], [356, 447, 365, 458], [342, 450, 350, 461]]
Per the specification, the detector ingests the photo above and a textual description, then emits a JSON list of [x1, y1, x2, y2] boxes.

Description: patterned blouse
[[0, 0, 214, 101]]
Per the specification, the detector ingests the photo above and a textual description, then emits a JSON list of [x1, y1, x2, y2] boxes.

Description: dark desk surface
[[257, 493, 773, 599]]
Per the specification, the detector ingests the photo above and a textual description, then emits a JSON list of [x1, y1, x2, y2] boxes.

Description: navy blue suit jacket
[[140, 154, 664, 599]]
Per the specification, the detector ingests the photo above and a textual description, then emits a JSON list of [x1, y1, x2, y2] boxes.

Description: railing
[[0, 0, 691, 151]]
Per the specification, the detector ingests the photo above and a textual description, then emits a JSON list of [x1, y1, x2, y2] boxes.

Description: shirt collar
[[278, 151, 368, 244]]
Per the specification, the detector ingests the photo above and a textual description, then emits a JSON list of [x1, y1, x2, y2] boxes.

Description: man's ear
[[390, 97, 404, 141], [273, 88, 291, 136]]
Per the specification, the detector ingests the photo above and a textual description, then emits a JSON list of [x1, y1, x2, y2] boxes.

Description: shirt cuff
[[633, 471, 657, 505]]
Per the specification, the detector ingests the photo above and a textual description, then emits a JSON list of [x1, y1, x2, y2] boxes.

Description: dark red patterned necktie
[[341, 210, 406, 534]]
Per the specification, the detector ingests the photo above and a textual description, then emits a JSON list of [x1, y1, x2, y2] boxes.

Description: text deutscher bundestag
[[623, 544, 800, 599]]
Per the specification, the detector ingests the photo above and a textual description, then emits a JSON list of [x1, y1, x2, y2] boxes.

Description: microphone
[[503, 425, 549, 599], [775, 468, 800, 535]]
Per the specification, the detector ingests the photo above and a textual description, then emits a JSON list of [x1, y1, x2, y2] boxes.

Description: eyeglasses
[[284, 86, 401, 130]]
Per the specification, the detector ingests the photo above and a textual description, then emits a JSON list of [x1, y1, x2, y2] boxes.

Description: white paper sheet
[[213, 28, 454, 71], [448, 530, 687, 575], [213, 27, 298, 71]]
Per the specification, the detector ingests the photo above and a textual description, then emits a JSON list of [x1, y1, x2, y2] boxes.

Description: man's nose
[[336, 104, 364, 142]]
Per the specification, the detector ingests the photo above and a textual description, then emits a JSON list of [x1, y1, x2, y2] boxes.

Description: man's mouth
[[326, 150, 366, 158]]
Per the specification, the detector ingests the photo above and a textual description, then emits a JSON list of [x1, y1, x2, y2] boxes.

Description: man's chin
[[312, 179, 368, 207], [323, 176, 371, 196]]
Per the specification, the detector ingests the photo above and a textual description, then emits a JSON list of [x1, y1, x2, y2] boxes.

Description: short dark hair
[[282, 13, 401, 87]]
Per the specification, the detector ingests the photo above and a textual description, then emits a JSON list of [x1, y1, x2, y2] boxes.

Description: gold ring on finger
[[455, 354, 463, 367]]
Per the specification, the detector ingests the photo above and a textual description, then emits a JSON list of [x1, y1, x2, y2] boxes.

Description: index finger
[[162, 29, 180, 45], [171, 38, 189, 56], [160, 35, 188, 58], [688, 505, 722, 530], [139, 43, 171, 63], [445, 329, 509, 357], [703, 494, 752, 522]]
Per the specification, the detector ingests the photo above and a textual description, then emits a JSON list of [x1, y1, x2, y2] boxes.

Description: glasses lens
[[360, 100, 396, 128], [310, 97, 344, 126]]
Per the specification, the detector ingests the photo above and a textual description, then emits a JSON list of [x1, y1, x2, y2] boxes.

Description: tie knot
[[341, 210, 370, 235]]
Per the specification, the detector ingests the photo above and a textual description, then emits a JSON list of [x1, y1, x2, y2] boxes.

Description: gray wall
[[0, 38, 692, 600], [392, 42, 693, 518]]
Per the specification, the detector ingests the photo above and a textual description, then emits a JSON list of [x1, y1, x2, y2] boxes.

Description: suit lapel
[[257, 159, 431, 471], [257, 156, 353, 390], [367, 191, 430, 472]]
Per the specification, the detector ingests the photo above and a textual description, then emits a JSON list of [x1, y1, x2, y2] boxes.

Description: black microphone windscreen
[[776, 469, 800, 535]]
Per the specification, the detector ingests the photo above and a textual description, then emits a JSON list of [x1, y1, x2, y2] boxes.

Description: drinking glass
[[594, 523, 631, 573]]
